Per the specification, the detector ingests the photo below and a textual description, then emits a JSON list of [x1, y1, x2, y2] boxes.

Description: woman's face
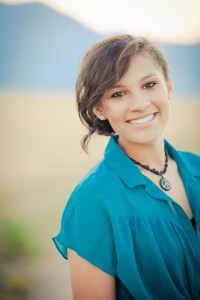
[[94, 53, 173, 152]]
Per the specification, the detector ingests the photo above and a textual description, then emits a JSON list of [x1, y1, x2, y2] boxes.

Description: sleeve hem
[[52, 236, 68, 259], [68, 245, 117, 278], [52, 237, 116, 277]]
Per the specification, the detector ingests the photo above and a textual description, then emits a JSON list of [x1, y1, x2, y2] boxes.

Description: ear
[[93, 104, 107, 120], [167, 81, 174, 99]]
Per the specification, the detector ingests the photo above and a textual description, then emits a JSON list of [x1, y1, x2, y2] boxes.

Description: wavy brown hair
[[76, 34, 170, 152]]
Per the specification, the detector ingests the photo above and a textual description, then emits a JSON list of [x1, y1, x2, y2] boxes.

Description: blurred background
[[0, 1, 200, 299]]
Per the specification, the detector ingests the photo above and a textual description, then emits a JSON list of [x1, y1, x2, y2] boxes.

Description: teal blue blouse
[[53, 136, 200, 300]]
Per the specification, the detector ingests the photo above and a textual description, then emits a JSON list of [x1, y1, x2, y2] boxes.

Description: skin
[[68, 52, 193, 299], [94, 53, 192, 218], [68, 248, 116, 300], [94, 53, 173, 165]]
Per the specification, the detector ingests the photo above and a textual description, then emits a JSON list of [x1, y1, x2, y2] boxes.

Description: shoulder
[[178, 150, 200, 176], [66, 158, 118, 210], [178, 150, 200, 165], [78, 158, 116, 192], [166, 140, 200, 176], [178, 150, 200, 161]]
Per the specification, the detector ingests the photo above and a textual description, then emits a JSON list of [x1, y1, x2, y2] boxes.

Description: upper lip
[[126, 112, 157, 122]]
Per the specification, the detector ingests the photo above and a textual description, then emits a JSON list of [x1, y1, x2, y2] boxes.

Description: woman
[[53, 35, 200, 300]]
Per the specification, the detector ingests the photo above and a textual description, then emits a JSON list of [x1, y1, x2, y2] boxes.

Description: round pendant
[[159, 177, 171, 191]]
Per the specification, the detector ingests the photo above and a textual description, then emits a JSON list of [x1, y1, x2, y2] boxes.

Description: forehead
[[118, 53, 164, 82], [130, 52, 160, 70]]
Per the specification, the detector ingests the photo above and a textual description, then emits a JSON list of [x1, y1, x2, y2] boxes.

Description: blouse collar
[[104, 135, 199, 190]]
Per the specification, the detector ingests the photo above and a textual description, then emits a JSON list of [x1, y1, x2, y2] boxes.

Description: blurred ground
[[0, 93, 199, 300]]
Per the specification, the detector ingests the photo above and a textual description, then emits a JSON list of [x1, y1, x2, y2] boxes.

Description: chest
[[166, 171, 193, 219], [141, 162, 193, 219]]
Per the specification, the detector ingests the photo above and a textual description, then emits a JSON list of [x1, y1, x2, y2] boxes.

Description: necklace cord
[[131, 146, 171, 191], [131, 146, 168, 175]]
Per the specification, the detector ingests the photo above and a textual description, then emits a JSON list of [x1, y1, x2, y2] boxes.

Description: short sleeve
[[52, 184, 117, 277]]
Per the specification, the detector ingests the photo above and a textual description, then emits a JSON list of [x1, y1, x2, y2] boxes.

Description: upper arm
[[68, 248, 116, 300]]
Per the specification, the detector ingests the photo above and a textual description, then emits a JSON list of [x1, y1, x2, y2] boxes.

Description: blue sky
[[2, 0, 200, 44]]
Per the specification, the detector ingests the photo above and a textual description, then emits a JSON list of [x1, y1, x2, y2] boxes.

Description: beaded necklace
[[131, 146, 171, 191]]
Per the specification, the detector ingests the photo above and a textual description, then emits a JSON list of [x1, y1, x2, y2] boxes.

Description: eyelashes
[[111, 91, 126, 98], [144, 81, 157, 89], [110, 82, 157, 98]]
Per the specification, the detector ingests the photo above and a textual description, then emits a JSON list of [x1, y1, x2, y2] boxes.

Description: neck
[[118, 136, 166, 170]]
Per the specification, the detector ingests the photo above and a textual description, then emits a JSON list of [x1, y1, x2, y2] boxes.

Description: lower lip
[[127, 113, 157, 127]]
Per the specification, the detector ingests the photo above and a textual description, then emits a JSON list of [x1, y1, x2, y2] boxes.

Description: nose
[[128, 91, 151, 111]]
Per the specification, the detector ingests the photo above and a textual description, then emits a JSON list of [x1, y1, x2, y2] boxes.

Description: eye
[[111, 91, 126, 98], [144, 82, 156, 89]]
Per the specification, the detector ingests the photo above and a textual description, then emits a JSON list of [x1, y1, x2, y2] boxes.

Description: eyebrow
[[140, 73, 157, 81], [111, 84, 125, 89], [110, 73, 157, 90]]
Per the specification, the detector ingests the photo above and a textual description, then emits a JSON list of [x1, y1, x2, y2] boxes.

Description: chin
[[127, 132, 165, 147]]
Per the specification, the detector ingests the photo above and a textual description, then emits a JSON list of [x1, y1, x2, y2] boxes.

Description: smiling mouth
[[127, 113, 156, 125]]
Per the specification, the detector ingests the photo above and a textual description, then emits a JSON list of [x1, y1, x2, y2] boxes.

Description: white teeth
[[128, 114, 154, 125]]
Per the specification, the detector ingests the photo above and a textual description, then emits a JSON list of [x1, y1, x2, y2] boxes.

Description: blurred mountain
[[0, 2, 104, 92], [0, 2, 199, 97]]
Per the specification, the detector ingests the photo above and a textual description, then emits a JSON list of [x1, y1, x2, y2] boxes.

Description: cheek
[[103, 103, 123, 121], [160, 97, 169, 121], [155, 89, 169, 106]]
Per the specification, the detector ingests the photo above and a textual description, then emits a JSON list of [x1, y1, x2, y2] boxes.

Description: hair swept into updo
[[76, 34, 170, 152]]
